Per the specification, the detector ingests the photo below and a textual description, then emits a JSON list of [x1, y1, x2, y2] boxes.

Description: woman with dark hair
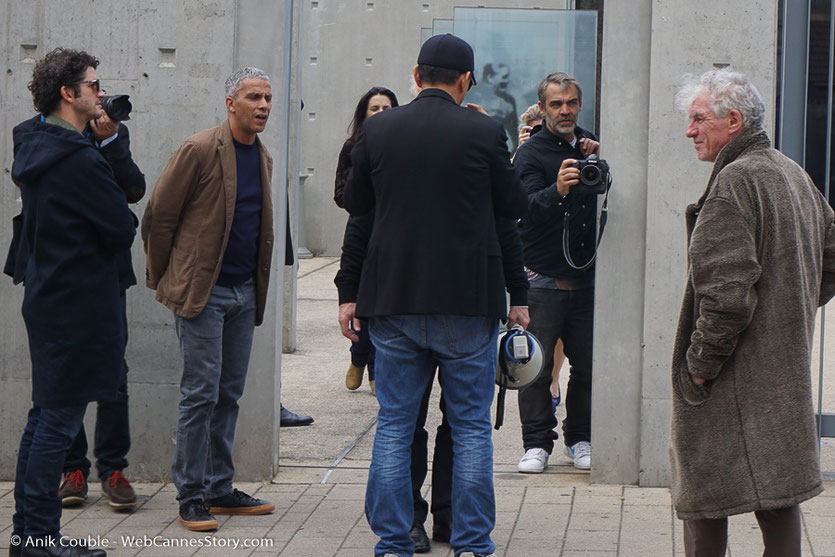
[[334, 86, 398, 207], [334, 86, 398, 393]]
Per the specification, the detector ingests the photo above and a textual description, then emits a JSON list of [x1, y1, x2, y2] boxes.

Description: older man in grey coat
[[670, 68, 835, 556]]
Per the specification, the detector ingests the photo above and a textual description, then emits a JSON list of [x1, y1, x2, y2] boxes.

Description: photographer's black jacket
[[513, 125, 599, 279], [5, 115, 144, 291]]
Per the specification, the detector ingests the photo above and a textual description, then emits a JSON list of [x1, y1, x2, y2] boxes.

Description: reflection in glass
[[430, 7, 598, 151]]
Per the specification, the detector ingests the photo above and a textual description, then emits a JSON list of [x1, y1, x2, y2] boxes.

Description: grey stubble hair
[[225, 67, 270, 98]]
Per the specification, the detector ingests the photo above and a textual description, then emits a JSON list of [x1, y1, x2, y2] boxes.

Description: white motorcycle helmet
[[495, 326, 545, 390], [494, 326, 545, 430]]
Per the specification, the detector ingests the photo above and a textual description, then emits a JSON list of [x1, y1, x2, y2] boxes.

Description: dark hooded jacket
[[11, 118, 136, 408], [5, 115, 143, 290]]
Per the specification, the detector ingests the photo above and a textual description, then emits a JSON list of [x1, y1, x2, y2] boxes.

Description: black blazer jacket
[[342, 88, 527, 319]]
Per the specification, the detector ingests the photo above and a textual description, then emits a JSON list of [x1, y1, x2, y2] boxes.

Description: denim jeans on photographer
[[366, 314, 498, 557], [13, 405, 87, 544], [171, 279, 256, 503]]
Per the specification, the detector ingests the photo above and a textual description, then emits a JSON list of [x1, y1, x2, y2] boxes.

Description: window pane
[[449, 7, 598, 151]]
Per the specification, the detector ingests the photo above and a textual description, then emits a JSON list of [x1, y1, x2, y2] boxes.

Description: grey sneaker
[[458, 553, 497, 557], [564, 441, 591, 470]]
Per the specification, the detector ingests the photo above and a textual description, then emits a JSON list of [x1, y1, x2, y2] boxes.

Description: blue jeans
[[367, 315, 498, 557], [13, 405, 87, 544], [172, 279, 256, 502]]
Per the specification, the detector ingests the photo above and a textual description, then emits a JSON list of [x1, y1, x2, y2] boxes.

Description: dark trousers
[[683, 505, 801, 557], [64, 291, 131, 480], [350, 317, 376, 381], [518, 287, 594, 452], [64, 373, 130, 480], [411, 368, 452, 528], [13, 405, 87, 543]]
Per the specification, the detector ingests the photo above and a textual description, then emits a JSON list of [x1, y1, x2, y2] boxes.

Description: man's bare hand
[[465, 103, 488, 116], [339, 302, 360, 342], [507, 306, 530, 330], [692, 375, 707, 386], [518, 125, 533, 147], [90, 112, 119, 142], [556, 158, 580, 197], [578, 137, 600, 157]]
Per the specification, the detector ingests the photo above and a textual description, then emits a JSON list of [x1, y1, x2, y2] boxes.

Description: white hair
[[675, 68, 765, 129], [225, 67, 270, 98]]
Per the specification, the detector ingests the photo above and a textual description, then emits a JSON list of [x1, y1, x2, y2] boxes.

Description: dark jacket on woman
[[11, 118, 136, 408], [334, 140, 353, 208], [670, 129, 835, 519]]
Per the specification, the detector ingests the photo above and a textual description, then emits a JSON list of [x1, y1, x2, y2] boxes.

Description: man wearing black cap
[[337, 34, 527, 557]]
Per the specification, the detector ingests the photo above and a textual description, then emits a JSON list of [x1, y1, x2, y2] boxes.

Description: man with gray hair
[[143, 67, 283, 531], [671, 67, 835, 556]]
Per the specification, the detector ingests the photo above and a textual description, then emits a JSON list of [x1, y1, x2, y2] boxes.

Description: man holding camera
[[9, 47, 136, 557], [8, 79, 145, 513], [513, 72, 600, 473]]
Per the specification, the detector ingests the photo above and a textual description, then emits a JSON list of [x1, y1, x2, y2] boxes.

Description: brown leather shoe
[[101, 470, 136, 509], [346, 363, 364, 390], [58, 470, 87, 507]]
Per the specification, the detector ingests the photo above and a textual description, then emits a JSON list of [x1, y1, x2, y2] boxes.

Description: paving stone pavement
[[2, 257, 834, 556], [1, 474, 833, 556]]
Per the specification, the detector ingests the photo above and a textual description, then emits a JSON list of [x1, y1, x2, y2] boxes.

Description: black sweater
[[513, 125, 599, 278]]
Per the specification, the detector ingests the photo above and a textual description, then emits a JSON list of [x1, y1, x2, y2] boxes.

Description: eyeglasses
[[74, 79, 103, 93], [467, 73, 476, 91]]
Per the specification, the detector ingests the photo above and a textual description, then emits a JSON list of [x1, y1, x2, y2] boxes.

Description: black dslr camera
[[101, 94, 132, 121], [570, 154, 610, 195]]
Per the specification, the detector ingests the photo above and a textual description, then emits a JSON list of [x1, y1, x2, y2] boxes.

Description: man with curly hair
[[9, 47, 136, 557]]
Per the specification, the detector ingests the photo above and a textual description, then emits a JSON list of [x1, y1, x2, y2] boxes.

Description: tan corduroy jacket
[[142, 120, 274, 325]]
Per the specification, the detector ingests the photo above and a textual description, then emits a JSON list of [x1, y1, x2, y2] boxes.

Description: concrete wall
[[592, 0, 779, 485], [298, 0, 570, 257], [0, 0, 293, 481]]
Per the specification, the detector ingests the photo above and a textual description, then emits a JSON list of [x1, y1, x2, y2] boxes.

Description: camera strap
[[562, 173, 611, 271]]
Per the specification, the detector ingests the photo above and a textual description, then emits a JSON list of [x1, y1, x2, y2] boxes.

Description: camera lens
[[101, 94, 132, 121], [580, 165, 601, 186]]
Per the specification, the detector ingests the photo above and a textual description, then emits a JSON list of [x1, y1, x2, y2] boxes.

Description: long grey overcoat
[[670, 129, 835, 520]]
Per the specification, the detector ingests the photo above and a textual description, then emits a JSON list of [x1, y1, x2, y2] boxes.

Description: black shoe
[[409, 523, 431, 553], [9, 534, 21, 557], [432, 521, 451, 543], [178, 499, 218, 531], [207, 488, 275, 515], [280, 404, 314, 427], [21, 543, 106, 556]]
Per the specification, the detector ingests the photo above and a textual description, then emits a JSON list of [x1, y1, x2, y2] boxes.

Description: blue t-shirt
[[216, 139, 262, 287]]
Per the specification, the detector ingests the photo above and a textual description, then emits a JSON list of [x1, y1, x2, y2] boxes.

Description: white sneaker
[[517, 448, 549, 473], [564, 441, 591, 470]]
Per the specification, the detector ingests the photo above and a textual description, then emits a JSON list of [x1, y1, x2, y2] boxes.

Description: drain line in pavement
[[321, 417, 378, 484]]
